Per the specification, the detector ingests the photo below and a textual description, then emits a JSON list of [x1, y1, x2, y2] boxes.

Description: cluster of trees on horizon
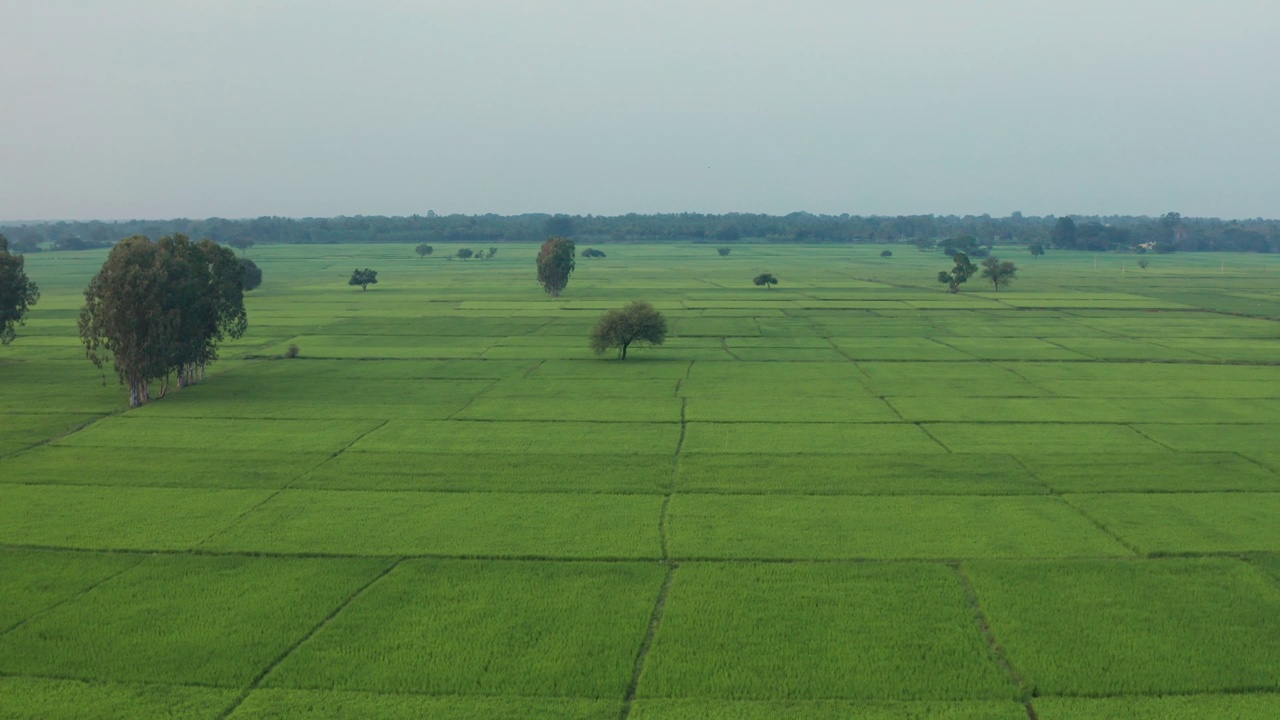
[[3, 211, 1278, 255]]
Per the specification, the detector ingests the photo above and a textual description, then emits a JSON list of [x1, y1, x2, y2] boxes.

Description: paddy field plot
[[2, 243, 1279, 718]]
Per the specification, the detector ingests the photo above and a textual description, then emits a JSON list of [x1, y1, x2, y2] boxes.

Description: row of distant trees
[[4, 211, 1277, 254]]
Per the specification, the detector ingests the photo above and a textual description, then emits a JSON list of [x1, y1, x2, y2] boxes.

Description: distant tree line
[[4, 211, 1278, 254]]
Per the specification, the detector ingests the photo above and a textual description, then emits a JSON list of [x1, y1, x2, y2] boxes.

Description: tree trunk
[[129, 382, 142, 407], [620, 342, 629, 360]]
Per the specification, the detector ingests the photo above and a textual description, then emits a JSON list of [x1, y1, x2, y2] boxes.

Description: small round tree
[[349, 268, 378, 290], [717, 247, 732, 257], [536, 236, 576, 298], [980, 256, 1018, 291], [415, 244, 433, 259], [590, 301, 667, 360], [753, 272, 778, 289], [239, 258, 263, 291]]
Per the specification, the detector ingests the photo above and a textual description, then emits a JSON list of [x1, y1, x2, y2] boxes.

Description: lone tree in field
[[717, 247, 732, 257], [0, 234, 40, 345], [582, 248, 606, 258], [457, 248, 473, 260], [590, 301, 667, 360], [980, 256, 1018, 291], [349, 268, 378, 290], [239, 258, 263, 291], [753, 272, 778, 289], [1029, 242, 1045, 258], [79, 235, 247, 406], [415, 243, 433, 259], [536, 236, 576, 298], [937, 252, 977, 293], [880, 250, 893, 257]]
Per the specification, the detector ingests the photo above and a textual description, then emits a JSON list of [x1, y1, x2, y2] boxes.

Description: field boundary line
[[190, 420, 392, 550], [1126, 424, 1178, 451], [213, 556, 404, 720], [994, 363, 1058, 396], [914, 423, 953, 453], [1054, 495, 1144, 557], [619, 562, 677, 720], [0, 412, 117, 462], [0, 542, 1200, 564], [443, 378, 504, 420], [952, 563, 1032, 707], [659, 398, 688, 561], [0, 556, 145, 638], [1235, 451, 1280, 476]]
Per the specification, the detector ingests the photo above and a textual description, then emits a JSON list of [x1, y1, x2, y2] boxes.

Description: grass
[[0, 677, 235, 720], [0, 485, 274, 550], [676, 453, 1041, 495], [0, 446, 330, 489], [0, 549, 143, 631], [4, 242, 1280, 716], [1019, 452, 1280, 493], [200, 490, 664, 558], [629, 699, 1028, 719], [0, 554, 391, 686], [681, 422, 946, 454], [263, 560, 664, 697], [230, 689, 618, 720], [638, 563, 1017, 700], [295, 451, 671, 493], [1066, 492, 1280, 554], [666, 494, 1131, 559], [1032, 694, 1280, 720], [965, 558, 1280, 696]]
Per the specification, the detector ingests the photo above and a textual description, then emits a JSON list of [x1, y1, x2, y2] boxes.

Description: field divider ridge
[[659, 397, 688, 561], [213, 556, 405, 720], [0, 554, 146, 638], [190, 419, 391, 550], [1054, 495, 1144, 557], [1125, 424, 1178, 451], [0, 412, 116, 462], [952, 562, 1036, 717], [914, 423, 954, 453], [618, 562, 678, 720], [442, 377, 503, 420]]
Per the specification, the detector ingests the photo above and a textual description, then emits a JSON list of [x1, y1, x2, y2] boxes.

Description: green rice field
[[2, 243, 1279, 718]]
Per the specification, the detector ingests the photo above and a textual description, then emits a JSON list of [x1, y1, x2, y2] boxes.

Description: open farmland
[[2, 243, 1280, 719]]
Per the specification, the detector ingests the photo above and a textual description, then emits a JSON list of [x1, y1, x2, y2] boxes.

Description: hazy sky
[[2, 1, 1277, 220]]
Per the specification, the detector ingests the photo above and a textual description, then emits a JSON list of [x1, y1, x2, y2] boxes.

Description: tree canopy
[[536, 236, 575, 298], [980, 256, 1018, 291], [589, 301, 667, 360], [415, 243, 433, 258], [1029, 242, 1045, 257], [581, 248, 606, 258], [78, 234, 247, 406], [349, 268, 378, 290], [937, 252, 977, 293], [240, 258, 263, 291], [7, 211, 1280, 254], [753, 272, 778, 289], [0, 234, 40, 345]]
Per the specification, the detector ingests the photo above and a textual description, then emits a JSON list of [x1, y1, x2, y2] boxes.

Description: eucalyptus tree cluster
[[78, 234, 247, 407], [0, 234, 40, 345]]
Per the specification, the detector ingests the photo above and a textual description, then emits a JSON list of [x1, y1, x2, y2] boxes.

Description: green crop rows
[[1, 243, 1279, 718]]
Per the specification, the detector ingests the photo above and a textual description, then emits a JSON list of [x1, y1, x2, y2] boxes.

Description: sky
[[1, 0, 1278, 221]]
